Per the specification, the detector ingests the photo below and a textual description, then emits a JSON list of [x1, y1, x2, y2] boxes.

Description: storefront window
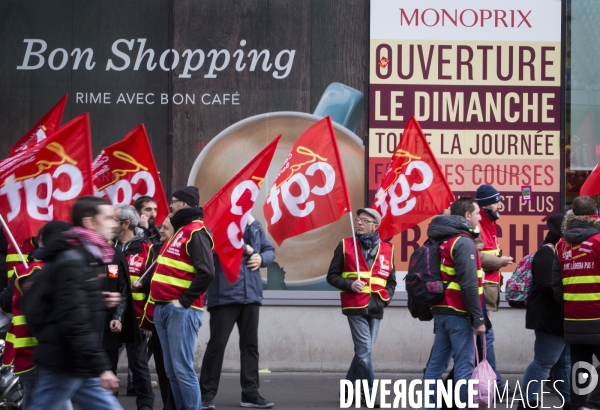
[[565, 0, 600, 204]]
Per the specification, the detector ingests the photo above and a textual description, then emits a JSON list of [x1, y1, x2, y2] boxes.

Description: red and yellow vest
[[431, 235, 484, 313], [479, 212, 502, 284], [340, 238, 393, 310], [149, 220, 213, 310], [3, 262, 42, 374], [556, 235, 600, 322], [6, 239, 35, 280], [126, 242, 153, 319]]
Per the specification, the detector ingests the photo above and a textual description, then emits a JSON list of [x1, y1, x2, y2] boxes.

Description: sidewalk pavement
[[116, 372, 567, 409]]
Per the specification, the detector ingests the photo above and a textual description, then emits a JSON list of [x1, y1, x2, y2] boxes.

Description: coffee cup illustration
[[188, 83, 364, 289]]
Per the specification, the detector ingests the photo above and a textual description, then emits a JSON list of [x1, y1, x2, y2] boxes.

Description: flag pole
[[136, 260, 157, 283], [348, 212, 361, 282], [0, 214, 29, 270]]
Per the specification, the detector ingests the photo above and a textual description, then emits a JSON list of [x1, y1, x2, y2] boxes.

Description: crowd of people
[[1, 182, 600, 410], [0, 187, 276, 410]]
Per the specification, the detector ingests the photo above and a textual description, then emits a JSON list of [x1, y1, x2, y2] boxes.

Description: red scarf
[[68, 227, 115, 263]]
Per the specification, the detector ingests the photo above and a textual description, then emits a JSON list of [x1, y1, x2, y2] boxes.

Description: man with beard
[[150, 186, 215, 410], [327, 208, 396, 407], [135, 196, 161, 245], [114, 204, 155, 410]]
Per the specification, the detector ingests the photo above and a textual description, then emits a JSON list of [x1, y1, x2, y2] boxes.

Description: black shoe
[[202, 397, 216, 410], [240, 396, 274, 408], [126, 389, 136, 397], [495, 385, 515, 403], [360, 394, 380, 408]]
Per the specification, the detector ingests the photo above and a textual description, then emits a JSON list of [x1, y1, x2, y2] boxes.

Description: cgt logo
[[572, 361, 599, 395]]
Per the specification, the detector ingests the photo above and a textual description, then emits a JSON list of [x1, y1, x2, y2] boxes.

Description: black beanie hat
[[545, 214, 564, 244], [475, 184, 501, 206], [39, 220, 72, 242], [173, 186, 200, 207]]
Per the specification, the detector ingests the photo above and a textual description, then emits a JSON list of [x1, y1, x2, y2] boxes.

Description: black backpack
[[404, 238, 454, 321], [19, 263, 54, 336]]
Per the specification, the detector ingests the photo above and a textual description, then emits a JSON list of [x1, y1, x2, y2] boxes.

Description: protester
[[0, 221, 72, 409], [553, 196, 600, 410], [520, 214, 570, 409], [150, 186, 215, 410], [134, 196, 161, 245], [327, 208, 396, 407], [474, 184, 513, 395], [113, 204, 155, 410], [27, 196, 123, 410], [424, 197, 486, 409], [200, 214, 275, 410]]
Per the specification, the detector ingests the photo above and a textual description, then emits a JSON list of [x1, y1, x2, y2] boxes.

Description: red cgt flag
[[580, 162, 600, 196], [372, 116, 454, 240], [264, 116, 351, 245], [93, 124, 170, 224], [9, 94, 68, 156], [0, 113, 94, 244], [204, 135, 281, 283]]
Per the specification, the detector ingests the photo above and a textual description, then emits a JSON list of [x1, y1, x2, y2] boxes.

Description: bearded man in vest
[[424, 196, 486, 409], [553, 195, 600, 410], [150, 186, 215, 410], [327, 208, 397, 407], [474, 184, 515, 399]]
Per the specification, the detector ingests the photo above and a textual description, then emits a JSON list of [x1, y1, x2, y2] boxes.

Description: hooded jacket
[[427, 215, 485, 327], [552, 214, 600, 344], [32, 231, 112, 377]]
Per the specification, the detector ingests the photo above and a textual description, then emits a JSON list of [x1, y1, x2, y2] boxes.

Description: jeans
[[154, 302, 203, 410], [200, 304, 260, 401], [27, 366, 122, 410], [150, 323, 176, 410], [424, 315, 475, 409], [521, 331, 570, 406], [345, 315, 380, 392], [485, 327, 504, 387]]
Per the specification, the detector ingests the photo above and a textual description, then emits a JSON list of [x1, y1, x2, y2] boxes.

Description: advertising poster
[[0, 0, 369, 292], [369, 0, 562, 285]]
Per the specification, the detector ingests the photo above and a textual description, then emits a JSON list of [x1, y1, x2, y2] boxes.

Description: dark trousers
[[570, 343, 600, 409], [107, 335, 155, 409], [199, 303, 260, 400], [151, 323, 176, 410]]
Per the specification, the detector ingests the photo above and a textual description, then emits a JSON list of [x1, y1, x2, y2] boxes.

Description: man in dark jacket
[[327, 208, 396, 406], [114, 204, 154, 410], [150, 186, 215, 410], [424, 197, 486, 409], [28, 196, 123, 410], [553, 196, 600, 410], [200, 215, 275, 410]]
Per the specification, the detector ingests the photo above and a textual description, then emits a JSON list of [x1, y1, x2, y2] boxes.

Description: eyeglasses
[[355, 217, 376, 224], [170, 199, 183, 205]]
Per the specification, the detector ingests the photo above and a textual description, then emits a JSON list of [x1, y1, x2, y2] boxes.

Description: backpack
[[504, 243, 555, 308], [405, 238, 452, 321], [19, 264, 54, 336]]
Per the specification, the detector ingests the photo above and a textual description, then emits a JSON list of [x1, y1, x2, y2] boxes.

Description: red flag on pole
[[0, 113, 94, 244], [9, 95, 68, 156], [203, 135, 281, 283], [92, 124, 169, 224], [264, 116, 352, 245], [372, 116, 454, 240], [580, 163, 600, 196]]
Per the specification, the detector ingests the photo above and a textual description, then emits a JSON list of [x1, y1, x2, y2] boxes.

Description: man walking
[[424, 197, 486, 409], [553, 196, 600, 410], [327, 208, 396, 406], [200, 214, 275, 409], [28, 196, 123, 410], [150, 186, 215, 410]]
